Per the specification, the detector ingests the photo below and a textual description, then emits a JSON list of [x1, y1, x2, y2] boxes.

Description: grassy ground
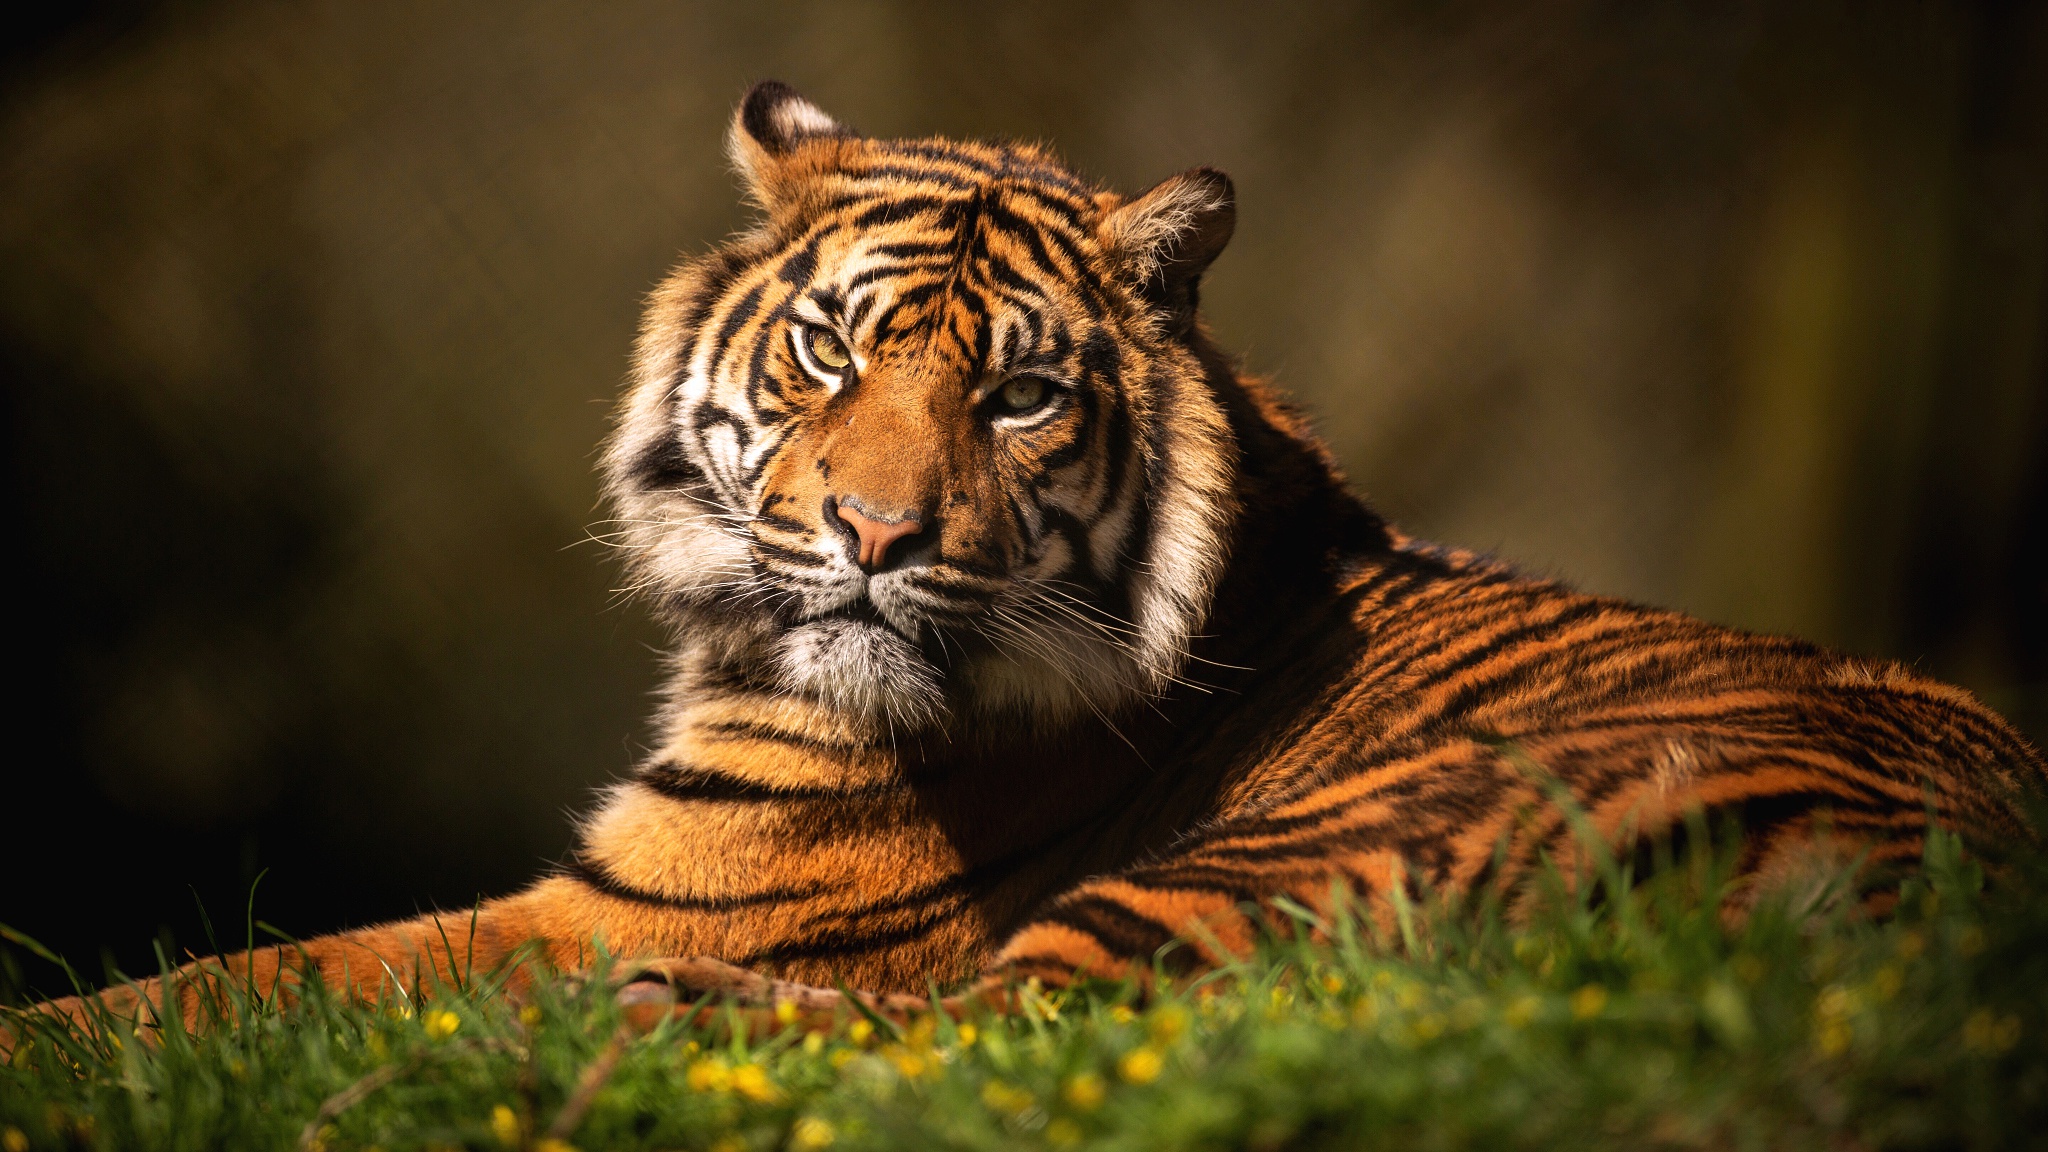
[[4, 819, 2045, 1151]]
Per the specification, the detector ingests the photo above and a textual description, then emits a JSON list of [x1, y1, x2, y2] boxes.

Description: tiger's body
[[41, 83, 2043, 1022]]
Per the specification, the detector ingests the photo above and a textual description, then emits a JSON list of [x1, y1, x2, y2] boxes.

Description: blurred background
[[3, 1, 2043, 1000]]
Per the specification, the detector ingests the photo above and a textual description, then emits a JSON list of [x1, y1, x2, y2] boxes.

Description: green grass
[[4, 818, 2045, 1152]]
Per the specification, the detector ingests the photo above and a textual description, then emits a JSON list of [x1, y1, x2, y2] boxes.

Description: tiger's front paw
[[611, 957, 936, 1033]]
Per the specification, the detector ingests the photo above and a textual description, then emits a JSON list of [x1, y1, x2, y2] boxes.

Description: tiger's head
[[605, 82, 1242, 733]]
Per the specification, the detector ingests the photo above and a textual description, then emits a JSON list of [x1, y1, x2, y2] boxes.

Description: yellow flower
[[847, 1019, 874, 1046], [490, 1104, 521, 1147], [1147, 1004, 1190, 1045], [1813, 986, 1859, 1056], [803, 1032, 826, 1055], [733, 1062, 782, 1103], [1411, 1012, 1446, 1042], [423, 1009, 461, 1039], [687, 1058, 733, 1093], [1118, 1046, 1163, 1084], [1963, 1009, 2022, 1054], [829, 1048, 855, 1069], [1264, 986, 1293, 1020], [955, 1022, 978, 1047], [519, 1004, 543, 1028], [1815, 1020, 1851, 1056], [710, 1138, 746, 1152], [1570, 985, 1608, 1020], [1818, 985, 1854, 1013], [981, 1079, 1034, 1115], [1109, 1005, 1137, 1025], [1321, 973, 1345, 994], [1505, 995, 1541, 1029], [1046, 1118, 1083, 1147], [884, 1045, 930, 1079], [775, 1000, 800, 1027], [791, 1116, 836, 1149], [1, 1128, 25, 1152], [533, 1140, 580, 1152], [1062, 1072, 1106, 1111]]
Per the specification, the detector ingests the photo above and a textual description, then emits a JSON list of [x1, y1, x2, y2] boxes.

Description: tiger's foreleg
[[24, 884, 585, 1039]]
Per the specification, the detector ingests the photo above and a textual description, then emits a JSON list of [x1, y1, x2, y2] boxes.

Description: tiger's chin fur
[[773, 617, 946, 731]]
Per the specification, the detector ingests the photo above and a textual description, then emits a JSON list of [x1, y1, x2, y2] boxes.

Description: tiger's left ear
[[728, 80, 856, 211], [1100, 167, 1236, 332]]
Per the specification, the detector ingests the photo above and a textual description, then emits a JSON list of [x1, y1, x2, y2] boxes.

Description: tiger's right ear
[[728, 81, 856, 211]]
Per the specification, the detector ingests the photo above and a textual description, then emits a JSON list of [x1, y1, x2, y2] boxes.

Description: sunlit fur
[[601, 90, 1235, 733], [39, 84, 2045, 1029]]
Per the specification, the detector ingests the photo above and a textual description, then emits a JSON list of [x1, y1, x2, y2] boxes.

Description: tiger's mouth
[[781, 559, 991, 651], [804, 596, 913, 640]]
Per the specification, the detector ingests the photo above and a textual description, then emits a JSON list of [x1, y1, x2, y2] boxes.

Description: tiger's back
[[1000, 533, 2038, 979], [39, 83, 2043, 1024]]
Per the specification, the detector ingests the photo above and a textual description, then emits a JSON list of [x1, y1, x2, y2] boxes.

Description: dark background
[[4, 1, 2043, 1001]]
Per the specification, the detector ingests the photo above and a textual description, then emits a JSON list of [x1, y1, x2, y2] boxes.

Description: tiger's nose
[[835, 500, 924, 572]]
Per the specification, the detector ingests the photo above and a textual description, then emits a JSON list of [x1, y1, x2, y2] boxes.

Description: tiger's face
[[605, 83, 1240, 732]]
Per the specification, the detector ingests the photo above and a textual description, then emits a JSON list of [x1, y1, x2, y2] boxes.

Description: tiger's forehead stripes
[[757, 189, 1107, 386]]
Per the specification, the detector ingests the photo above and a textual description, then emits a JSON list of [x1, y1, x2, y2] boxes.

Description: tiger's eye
[[807, 327, 851, 370], [998, 377, 1048, 412]]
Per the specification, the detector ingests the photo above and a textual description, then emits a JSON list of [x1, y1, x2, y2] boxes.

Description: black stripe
[[1035, 893, 1185, 968], [777, 230, 827, 287], [847, 260, 943, 293], [562, 858, 834, 912], [709, 281, 767, 368], [851, 196, 954, 229], [629, 434, 709, 493], [693, 719, 887, 756], [643, 762, 906, 804], [750, 538, 828, 569]]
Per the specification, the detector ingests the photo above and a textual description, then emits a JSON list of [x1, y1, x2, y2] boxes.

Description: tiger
[[29, 81, 2045, 1032]]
